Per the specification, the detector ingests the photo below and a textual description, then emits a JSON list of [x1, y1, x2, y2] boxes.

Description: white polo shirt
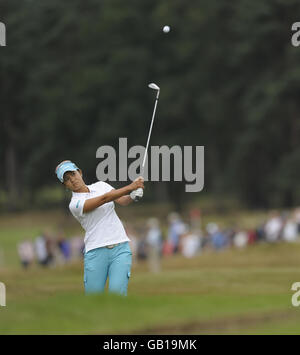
[[69, 181, 130, 253]]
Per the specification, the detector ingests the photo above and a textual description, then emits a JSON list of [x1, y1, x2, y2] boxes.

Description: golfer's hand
[[130, 176, 144, 191], [130, 188, 143, 201], [130, 177, 144, 202]]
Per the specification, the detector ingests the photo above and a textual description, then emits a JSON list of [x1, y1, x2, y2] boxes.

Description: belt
[[105, 243, 120, 249]]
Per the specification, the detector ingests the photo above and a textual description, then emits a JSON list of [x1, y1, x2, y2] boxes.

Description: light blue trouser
[[84, 241, 132, 296]]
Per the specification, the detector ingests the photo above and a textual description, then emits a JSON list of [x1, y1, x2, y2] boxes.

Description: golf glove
[[130, 188, 143, 202]]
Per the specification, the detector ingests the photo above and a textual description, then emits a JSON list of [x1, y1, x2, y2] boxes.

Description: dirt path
[[130, 310, 298, 334]]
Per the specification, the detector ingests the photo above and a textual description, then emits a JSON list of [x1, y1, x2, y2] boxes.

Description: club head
[[148, 83, 160, 91]]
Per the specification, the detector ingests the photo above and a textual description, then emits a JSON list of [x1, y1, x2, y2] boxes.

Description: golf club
[[134, 83, 160, 201]]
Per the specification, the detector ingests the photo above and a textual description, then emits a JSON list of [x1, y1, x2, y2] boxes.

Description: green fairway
[[0, 210, 300, 334], [1, 243, 300, 334]]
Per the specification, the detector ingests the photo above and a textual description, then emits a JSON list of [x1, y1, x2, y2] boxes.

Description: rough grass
[[0, 210, 299, 334]]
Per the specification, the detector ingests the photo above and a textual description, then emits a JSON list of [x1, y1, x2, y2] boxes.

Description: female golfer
[[55, 160, 144, 296]]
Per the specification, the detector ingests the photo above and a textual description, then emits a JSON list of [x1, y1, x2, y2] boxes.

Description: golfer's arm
[[83, 186, 132, 213], [115, 195, 133, 206]]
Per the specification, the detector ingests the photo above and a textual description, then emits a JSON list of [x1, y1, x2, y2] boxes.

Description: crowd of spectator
[[16, 207, 300, 271], [127, 207, 300, 272], [17, 232, 84, 269]]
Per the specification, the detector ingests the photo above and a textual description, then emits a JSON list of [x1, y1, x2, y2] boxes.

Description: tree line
[[1, 0, 300, 211]]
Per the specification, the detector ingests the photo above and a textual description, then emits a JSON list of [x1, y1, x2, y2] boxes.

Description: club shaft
[[141, 91, 160, 176]]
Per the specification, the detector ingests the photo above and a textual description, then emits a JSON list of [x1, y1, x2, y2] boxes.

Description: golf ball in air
[[163, 25, 170, 33]]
